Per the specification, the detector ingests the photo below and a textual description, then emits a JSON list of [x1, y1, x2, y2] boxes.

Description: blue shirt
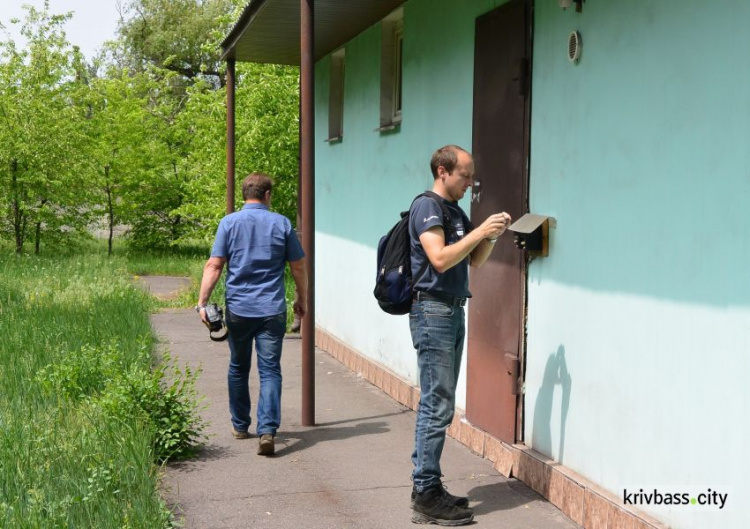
[[409, 195, 473, 299], [211, 203, 305, 318]]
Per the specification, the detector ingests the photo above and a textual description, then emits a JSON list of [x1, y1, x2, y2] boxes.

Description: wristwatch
[[195, 305, 206, 313]]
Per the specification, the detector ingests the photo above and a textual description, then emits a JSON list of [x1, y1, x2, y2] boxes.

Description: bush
[[38, 339, 206, 463]]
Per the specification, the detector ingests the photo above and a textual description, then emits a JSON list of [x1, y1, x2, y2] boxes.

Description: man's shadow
[[466, 479, 545, 515], [465, 346, 572, 517], [273, 410, 408, 457], [532, 345, 572, 463], [169, 444, 234, 473]]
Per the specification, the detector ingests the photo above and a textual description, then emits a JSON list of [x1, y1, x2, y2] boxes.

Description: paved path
[[134, 275, 192, 300], [144, 278, 579, 528]]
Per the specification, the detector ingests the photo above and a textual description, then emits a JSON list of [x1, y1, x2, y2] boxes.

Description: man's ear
[[437, 166, 448, 180]]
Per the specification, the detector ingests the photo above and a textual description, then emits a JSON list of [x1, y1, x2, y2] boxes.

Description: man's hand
[[479, 212, 512, 240], [289, 258, 308, 321], [468, 212, 512, 268], [293, 298, 307, 320], [197, 256, 226, 325]]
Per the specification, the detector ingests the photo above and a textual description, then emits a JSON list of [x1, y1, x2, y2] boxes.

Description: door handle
[[504, 353, 520, 395], [471, 181, 481, 203]]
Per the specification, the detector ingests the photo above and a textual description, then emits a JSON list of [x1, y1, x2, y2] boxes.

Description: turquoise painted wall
[[315, 0, 507, 245], [526, 1, 750, 527], [529, 1, 750, 306], [314, 1, 750, 527], [314, 0, 505, 400]]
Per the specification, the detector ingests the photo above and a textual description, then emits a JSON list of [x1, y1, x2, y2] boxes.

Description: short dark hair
[[430, 145, 469, 179], [241, 172, 274, 201]]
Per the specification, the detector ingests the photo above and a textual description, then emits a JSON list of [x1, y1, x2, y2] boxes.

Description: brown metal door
[[467, 0, 530, 444]]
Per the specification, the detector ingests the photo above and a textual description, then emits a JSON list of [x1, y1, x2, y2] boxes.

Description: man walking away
[[197, 172, 307, 456], [409, 145, 511, 525]]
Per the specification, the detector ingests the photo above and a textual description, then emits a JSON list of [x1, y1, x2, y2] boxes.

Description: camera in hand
[[200, 303, 228, 342]]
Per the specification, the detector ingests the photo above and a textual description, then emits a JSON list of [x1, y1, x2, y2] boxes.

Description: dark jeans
[[226, 310, 287, 435], [409, 300, 465, 492]]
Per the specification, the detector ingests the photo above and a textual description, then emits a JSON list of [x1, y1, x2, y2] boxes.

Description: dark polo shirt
[[409, 195, 473, 299]]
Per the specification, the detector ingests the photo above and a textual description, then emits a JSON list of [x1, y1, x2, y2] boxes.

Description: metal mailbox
[[507, 213, 555, 257]]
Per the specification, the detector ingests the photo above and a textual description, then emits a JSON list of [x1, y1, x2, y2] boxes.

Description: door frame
[[517, 0, 533, 444]]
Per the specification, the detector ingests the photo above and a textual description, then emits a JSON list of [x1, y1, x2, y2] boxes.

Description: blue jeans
[[226, 310, 287, 436], [409, 300, 465, 492]]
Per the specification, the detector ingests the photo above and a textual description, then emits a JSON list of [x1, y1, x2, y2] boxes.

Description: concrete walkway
[[133, 275, 191, 300], [146, 280, 579, 528]]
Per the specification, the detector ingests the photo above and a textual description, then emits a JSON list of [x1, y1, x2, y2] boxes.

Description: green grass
[[115, 241, 208, 278], [113, 240, 299, 328], [0, 252, 205, 528], [0, 238, 298, 527], [0, 237, 294, 529]]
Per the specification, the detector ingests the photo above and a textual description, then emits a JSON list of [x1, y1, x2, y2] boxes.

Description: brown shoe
[[231, 428, 250, 440], [258, 434, 274, 455]]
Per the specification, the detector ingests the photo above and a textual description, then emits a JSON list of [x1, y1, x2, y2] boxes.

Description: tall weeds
[[0, 253, 204, 528]]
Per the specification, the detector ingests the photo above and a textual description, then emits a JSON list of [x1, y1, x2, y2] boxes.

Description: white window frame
[[377, 7, 403, 131], [392, 22, 403, 123], [327, 48, 345, 142]]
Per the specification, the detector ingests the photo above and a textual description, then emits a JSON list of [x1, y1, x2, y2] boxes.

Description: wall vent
[[568, 31, 581, 63]]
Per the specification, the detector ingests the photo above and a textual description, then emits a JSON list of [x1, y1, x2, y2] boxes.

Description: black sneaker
[[412, 484, 474, 526], [410, 483, 469, 509]]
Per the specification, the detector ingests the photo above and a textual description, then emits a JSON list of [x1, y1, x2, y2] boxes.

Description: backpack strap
[[420, 190, 455, 240]]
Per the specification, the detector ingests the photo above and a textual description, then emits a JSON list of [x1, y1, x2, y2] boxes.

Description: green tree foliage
[[124, 80, 193, 250], [114, 0, 300, 247], [234, 64, 300, 226], [0, 0, 301, 253], [116, 0, 237, 86], [175, 63, 300, 240], [0, 4, 92, 254], [82, 68, 164, 254]]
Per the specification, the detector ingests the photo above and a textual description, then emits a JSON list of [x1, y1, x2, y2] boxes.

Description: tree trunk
[[168, 158, 184, 242], [171, 214, 181, 241], [35, 222, 41, 255], [106, 166, 114, 256], [34, 198, 48, 255], [11, 159, 24, 255]]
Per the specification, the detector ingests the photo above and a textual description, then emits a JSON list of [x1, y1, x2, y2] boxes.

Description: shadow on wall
[[532, 345, 571, 463]]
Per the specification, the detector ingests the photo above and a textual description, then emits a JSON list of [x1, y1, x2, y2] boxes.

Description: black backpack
[[374, 191, 452, 315]]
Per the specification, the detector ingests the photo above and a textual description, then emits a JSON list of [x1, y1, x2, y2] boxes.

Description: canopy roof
[[221, 0, 406, 64]]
